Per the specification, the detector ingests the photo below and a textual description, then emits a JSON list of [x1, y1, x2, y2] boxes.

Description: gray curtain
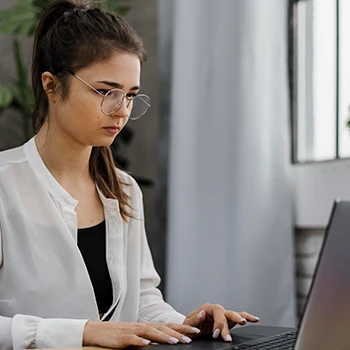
[[159, 0, 296, 326]]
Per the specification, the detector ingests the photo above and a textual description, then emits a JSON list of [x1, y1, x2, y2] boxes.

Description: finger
[[197, 303, 223, 318], [211, 307, 232, 342], [155, 324, 193, 344], [167, 323, 201, 336], [225, 310, 247, 326], [185, 304, 209, 319], [125, 334, 152, 348], [138, 325, 181, 345], [239, 311, 260, 323], [183, 309, 207, 327]]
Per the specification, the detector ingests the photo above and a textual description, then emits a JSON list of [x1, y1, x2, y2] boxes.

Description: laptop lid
[[295, 199, 350, 349]]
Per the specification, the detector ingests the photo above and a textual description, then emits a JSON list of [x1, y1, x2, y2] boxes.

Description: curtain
[[159, 0, 296, 326]]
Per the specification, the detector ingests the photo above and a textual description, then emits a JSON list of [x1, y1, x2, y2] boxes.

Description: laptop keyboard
[[230, 330, 297, 349]]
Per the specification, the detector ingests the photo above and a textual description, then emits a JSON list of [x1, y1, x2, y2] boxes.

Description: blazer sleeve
[[0, 316, 13, 349], [135, 187, 186, 324], [0, 314, 88, 349]]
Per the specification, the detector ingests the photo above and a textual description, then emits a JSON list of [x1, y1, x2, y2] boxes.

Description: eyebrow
[[96, 80, 141, 91]]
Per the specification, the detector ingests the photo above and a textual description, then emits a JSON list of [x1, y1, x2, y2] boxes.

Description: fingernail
[[240, 318, 246, 323], [142, 339, 151, 345], [197, 310, 204, 319], [212, 328, 220, 339], [182, 336, 192, 344], [255, 316, 260, 321], [191, 327, 201, 334], [169, 337, 179, 344], [225, 335, 232, 342]]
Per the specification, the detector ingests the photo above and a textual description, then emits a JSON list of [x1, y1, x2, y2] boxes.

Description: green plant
[[0, 0, 152, 186]]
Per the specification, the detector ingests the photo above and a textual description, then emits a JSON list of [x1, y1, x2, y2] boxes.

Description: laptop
[[141, 199, 350, 349]]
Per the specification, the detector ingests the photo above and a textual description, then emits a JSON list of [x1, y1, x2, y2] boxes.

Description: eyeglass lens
[[101, 90, 151, 120]]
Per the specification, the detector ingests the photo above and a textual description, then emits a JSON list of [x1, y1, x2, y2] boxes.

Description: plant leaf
[[93, 0, 132, 15], [0, 0, 37, 36], [13, 39, 27, 84], [12, 84, 34, 115], [0, 84, 15, 109], [11, 39, 34, 115], [32, 0, 50, 12]]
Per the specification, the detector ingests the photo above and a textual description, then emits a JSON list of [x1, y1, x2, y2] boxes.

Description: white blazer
[[0, 137, 185, 349]]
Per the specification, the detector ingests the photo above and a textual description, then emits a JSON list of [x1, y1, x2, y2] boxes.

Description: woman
[[0, 0, 259, 348]]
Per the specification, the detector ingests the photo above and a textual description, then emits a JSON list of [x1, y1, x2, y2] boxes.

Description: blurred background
[[1, 0, 350, 328]]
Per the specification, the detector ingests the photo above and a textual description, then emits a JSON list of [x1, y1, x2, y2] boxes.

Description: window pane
[[295, 0, 336, 162], [339, 0, 350, 158], [295, 1, 309, 162]]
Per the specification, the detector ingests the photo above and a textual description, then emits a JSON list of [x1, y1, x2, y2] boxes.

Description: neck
[[35, 123, 92, 185]]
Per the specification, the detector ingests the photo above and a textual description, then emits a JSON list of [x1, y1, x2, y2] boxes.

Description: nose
[[109, 98, 129, 119]]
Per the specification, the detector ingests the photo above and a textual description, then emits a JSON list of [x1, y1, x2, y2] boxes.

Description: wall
[[292, 160, 350, 318], [293, 159, 350, 227]]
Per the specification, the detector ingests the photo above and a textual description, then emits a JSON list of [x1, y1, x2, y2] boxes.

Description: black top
[[77, 220, 113, 314]]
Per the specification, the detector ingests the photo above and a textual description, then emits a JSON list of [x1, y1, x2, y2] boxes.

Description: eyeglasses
[[62, 67, 151, 120]]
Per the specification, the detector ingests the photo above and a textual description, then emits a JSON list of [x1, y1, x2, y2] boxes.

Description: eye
[[126, 93, 137, 98], [96, 89, 109, 95]]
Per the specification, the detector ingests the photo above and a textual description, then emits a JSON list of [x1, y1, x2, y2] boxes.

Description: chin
[[89, 136, 117, 148]]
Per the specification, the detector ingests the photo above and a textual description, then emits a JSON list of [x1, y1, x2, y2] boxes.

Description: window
[[290, 0, 350, 163]]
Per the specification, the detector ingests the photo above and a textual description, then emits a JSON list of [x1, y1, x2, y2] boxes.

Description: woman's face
[[47, 52, 141, 147]]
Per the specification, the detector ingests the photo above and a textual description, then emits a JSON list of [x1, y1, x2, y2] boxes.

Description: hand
[[183, 303, 260, 342], [83, 320, 201, 348]]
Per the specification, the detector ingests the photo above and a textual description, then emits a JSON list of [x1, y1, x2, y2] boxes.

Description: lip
[[103, 126, 121, 135]]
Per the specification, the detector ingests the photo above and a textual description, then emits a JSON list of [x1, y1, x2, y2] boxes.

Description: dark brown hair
[[32, 0, 146, 221]]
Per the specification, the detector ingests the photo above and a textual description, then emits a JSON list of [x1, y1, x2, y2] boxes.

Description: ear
[[41, 72, 60, 101]]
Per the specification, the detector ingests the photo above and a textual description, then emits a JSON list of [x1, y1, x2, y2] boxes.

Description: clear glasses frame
[[61, 67, 151, 120]]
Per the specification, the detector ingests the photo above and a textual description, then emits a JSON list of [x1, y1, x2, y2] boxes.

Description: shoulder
[[116, 169, 145, 218], [0, 145, 26, 266], [116, 168, 143, 199], [0, 143, 27, 172], [116, 168, 138, 185]]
